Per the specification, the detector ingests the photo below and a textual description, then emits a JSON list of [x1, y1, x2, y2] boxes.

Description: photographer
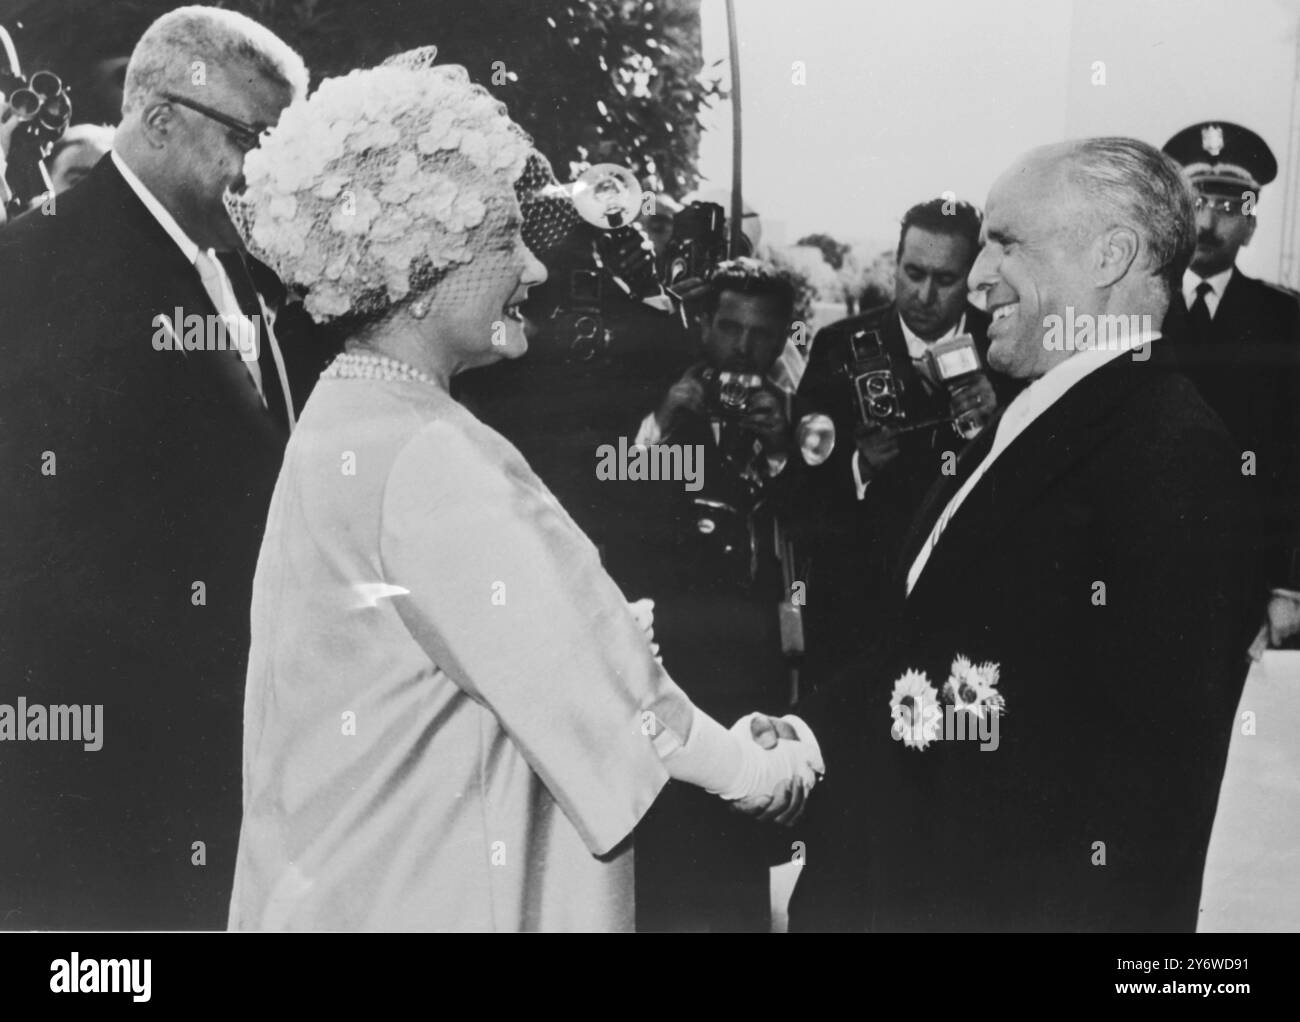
[[642, 353, 790, 475], [790, 198, 1021, 690], [625, 258, 801, 933]]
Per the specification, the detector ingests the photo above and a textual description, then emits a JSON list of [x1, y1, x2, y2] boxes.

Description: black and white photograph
[[0, 0, 1297, 983]]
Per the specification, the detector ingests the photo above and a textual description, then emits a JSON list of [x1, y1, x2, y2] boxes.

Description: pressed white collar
[[906, 331, 1162, 596], [1006, 331, 1163, 433], [1182, 265, 1234, 307], [898, 311, 966, 360], [111, 150, 201, 265]]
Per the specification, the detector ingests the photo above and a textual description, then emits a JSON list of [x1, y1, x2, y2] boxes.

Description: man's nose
[[1195, 205, 1217, 232], [968, 244, 996, 294]]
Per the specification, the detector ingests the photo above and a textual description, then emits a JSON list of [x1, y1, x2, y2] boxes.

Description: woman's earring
[[410, 298, 429, 319]]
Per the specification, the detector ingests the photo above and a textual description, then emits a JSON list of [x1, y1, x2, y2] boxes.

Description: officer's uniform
[[1161, 122, 1300, 600]]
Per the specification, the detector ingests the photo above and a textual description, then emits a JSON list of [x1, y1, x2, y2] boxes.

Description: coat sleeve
[[378, 418, 693, 856]]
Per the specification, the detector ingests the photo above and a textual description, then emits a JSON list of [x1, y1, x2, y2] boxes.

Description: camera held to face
[[704, 367, 765, 420], [684, 367, 770, 585]]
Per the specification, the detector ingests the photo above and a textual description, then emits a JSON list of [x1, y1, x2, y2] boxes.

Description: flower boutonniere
[[889, 669, 943, 750], [889, 655, 1005, 751], [943, 655, 1006, 720]]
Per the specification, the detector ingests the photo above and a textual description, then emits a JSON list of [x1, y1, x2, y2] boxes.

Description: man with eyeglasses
[[0, 6, 315, 930], [1162, 122, 1300, 650]]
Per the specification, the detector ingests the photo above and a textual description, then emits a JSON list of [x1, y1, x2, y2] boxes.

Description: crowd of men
[[1, 3, 1298, 932]]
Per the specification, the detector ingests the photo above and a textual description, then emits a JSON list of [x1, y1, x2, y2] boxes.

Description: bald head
[[969, 137, 1195, 379]]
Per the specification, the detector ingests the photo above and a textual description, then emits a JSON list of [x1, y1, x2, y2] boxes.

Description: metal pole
[[726, 0, 742, 257], [1280, 13, 1300, 288]]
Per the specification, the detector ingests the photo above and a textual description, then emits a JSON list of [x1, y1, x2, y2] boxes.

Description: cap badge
[[1202, 124, 1225, 158]]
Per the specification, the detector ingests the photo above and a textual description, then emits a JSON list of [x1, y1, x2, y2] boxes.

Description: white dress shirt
[[851, 312, 967, 500], [899, 311, 967, 361], [112, 151, 294, 428], [905, 333, 1161, 595], [1182, 266, 1234, 320]]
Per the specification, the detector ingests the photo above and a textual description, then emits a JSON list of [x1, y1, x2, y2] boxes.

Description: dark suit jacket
[[0, 157, 314, 929], [1163, 270, 1300, 590], [789, 343, 1261, 931], [788, 303, 1016, 685]]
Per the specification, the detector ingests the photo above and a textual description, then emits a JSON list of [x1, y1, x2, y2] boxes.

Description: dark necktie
[[1186, 280, 1213, 345], [217, 250, 292, 432]]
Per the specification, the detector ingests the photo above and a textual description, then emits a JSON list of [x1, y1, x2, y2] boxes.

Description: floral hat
[[225, 47, 573, 323]]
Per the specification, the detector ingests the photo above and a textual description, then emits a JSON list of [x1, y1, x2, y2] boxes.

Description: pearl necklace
[[322, 351, 441, 387]]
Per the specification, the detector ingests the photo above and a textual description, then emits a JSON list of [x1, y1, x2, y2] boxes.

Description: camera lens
[[866, 376, 887, 395], [38, 92, 71, 131], [8, 87, 41, 119], [30, 71, 62, 98]]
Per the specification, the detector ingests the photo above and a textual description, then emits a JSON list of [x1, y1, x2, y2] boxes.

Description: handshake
[[724, 712, 824, 827], [631, 598, 823, 827], [657, 706, 823, 828]]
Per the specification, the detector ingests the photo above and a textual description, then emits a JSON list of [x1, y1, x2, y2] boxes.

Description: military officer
[[1162, 121, 1300, 647]]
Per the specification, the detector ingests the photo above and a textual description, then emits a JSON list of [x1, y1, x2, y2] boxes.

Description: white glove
[[627, 597, 661, 663], [728, 713, 823, 793], [660, 707, 821, 803]]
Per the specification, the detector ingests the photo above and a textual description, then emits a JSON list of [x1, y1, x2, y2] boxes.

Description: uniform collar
[[1182, 265, 1234, 308]]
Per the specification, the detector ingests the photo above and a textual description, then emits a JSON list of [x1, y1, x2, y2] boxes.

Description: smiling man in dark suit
[[0, 6, 313, 929], [783, 137, 1262, 932]]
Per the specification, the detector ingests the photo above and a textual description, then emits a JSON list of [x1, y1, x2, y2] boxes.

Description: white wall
[[698, 0, 1299, 284]]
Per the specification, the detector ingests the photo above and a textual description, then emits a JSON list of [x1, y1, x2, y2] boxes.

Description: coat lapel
[[893, 407, 1001, 579], [903, 348, 1167, 602], [89, 159, 281, 431]]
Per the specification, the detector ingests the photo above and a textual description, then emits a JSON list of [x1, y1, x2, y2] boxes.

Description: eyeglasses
[[160, 92, 268, 152], [1193, 193, 1255, 218]]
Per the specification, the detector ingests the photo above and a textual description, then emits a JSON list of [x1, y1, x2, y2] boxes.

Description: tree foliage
[[795, 232, 850, 272], [13, 0, 720, 194]]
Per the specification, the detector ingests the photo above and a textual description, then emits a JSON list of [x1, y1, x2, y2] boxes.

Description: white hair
[[121, 5, 308, 115], [1059, 137, 1197, 298]]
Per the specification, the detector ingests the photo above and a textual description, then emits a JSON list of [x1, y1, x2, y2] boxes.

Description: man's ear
[[139, 102, 175, 149], [1241, 216, 1258, 249], [1095, 225, 1139, 288]]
